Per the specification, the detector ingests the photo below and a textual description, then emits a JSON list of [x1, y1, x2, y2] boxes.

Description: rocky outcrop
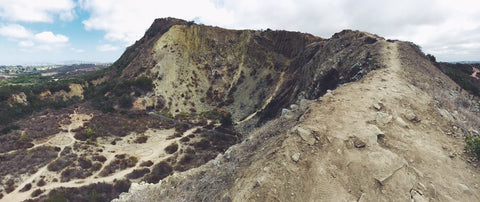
[[8, 92, 28, 106], [108, 18, 385, 123]]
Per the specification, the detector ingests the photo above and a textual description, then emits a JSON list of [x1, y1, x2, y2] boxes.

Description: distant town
[[0, 63, 111, 80]]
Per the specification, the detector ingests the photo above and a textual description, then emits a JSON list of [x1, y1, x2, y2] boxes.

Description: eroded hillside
[[115, 40, 480, 202], [1, 18, 480, 202], [107, 18, 385, 123]]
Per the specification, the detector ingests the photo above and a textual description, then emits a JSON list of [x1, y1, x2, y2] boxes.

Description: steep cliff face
[[109, 18, 384, 122]]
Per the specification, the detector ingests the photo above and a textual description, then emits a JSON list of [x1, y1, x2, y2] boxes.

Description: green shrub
[[134, 77, 153, 91], [119, 94, 133, 108], [45, 192, 68, 202], [466, 134, 480, 159]]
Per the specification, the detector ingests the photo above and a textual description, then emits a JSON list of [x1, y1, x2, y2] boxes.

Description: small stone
[[281, 108, 293, 118], [404, 110, 419, 122], [352, 136, 366, 148], [295, 127, 316, 145], [376, 112, 392, 125], [373, 103, 381, 110], [291, 153, 300, 162], [290, 104, 299, 111], [395, 117, 409, 128], [417, 182, 426, 191], [358, 193, 367, 202], [458, 183, 473, 195]]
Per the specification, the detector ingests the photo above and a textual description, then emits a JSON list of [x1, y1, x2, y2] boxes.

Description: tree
[[426, 54, 436, 63]]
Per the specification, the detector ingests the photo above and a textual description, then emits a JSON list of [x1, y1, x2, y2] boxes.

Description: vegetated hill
[[101, 18, 385, 123], [114, 24, 480, 201], [436, 62, 480, 97]]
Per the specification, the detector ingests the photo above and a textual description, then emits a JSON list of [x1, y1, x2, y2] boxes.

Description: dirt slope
[[114, 40, 480, 201]]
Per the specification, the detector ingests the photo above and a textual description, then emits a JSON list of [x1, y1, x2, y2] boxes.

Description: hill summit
[[112, 18, 480, 201]]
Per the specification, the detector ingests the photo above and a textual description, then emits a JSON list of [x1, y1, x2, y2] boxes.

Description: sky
[[0, 0, 479, 65]]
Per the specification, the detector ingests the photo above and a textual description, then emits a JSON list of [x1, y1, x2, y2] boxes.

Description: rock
[[410, 189, 428, 202], [291, 153, 300, 162], [395, 117, 409, 128], [358, 193, 367, 202], [417, 182, 427, 192], [366, 124, 383, 145], [458, 183, 473, 195], [438, 108, 454, 122], [295, 126, 316, 145], [290, 104, 299, 111], [281, 108, 293, 117], [352, 136, 366, 148], [373, 103, 381, 110], [9, 92, 28, 106], [299, 99, 313, 107], [376, 112, 392, 125], [404, 110, 419, 122]]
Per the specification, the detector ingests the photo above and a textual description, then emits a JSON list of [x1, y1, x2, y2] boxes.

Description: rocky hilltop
[[1, 18, 480, 202], [108, 18, 384, 123], [113, 19, 480, 201]]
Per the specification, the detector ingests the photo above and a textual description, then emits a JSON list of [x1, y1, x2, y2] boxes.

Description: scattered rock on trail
[[376, 112, 393, 125], [395, 117, 409, 128], [291, 153, 300, 162], [351, 136, 366, 148], [294, 126, 316, 145], [404, 110, 419, 122], [458, 183, 473, 195]]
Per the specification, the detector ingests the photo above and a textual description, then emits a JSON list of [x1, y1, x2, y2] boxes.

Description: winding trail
[[1, 108, 188, 202]]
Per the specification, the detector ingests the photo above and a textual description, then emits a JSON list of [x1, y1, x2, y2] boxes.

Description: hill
[[0, 18, 479, 202]]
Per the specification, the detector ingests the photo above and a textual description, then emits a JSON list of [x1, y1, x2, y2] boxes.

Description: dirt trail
[[1, 109, 180, 202], [228, 40, 480, 201], [1, 109, 91, 202]]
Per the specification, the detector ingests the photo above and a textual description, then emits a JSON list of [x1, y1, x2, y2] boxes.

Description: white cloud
[[77, 0, 480, 61], [0, 0, 76, 22], [71, 48, 85, 53], [97, 44, 119, 52], [80, 0, 232, 45], [34, 32, 69, 44], [18, 40, 34, 47], [0, 24, 70, 52], [0, 24, 32, 38]]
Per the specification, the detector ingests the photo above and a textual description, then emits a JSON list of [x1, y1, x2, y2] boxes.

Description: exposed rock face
[[114, 40, 480, 202], [109, 18, 384, 122], [8, 92, 28, 106]]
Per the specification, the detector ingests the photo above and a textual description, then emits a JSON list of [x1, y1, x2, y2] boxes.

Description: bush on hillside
[[466, 134, 480, 160]]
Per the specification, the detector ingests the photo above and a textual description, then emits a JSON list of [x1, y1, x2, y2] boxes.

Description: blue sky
[[0, 0, 479, 65]]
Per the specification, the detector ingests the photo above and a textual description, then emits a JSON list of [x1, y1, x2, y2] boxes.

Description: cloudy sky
[[0, 0, 478, 65]]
